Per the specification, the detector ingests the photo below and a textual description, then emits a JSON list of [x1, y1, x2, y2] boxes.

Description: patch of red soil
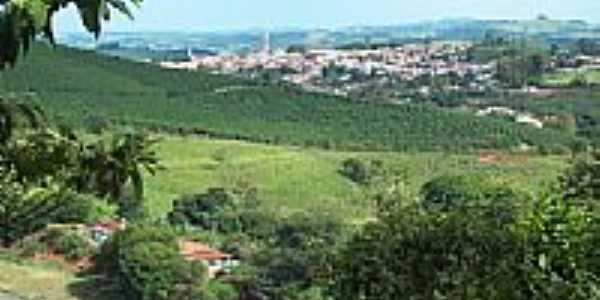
[[478, 151, 530, 166]]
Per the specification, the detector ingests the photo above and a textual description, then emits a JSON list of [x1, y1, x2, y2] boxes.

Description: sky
[[54, 0, 600, 33]]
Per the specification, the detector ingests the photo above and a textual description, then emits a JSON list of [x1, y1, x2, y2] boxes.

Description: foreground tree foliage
[[0, 0, 149, 246], [0, 0, 142, 68], [247, 211, 348, 300], [332, 204, 523, 300], [0, 94, 159, 246], [331, 191, 600, 300]]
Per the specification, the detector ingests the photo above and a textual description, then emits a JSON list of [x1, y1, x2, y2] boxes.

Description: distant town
[[156, 30, 600, 130], [159, 35, 494, 96], [158, 32, 600, 94]]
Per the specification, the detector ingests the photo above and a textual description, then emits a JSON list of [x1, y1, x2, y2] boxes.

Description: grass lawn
[[0, 252, 118, 300], [144, 136, 568, 219]]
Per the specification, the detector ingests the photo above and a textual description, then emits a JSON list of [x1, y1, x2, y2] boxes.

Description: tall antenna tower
[[187, 46, 193, 61], [264, 31, 271, 54]]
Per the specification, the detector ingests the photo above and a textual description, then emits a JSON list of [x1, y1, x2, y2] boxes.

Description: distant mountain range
[[56, 18, 600, 61]]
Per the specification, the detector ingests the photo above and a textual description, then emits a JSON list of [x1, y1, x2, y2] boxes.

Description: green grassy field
[[144, 136, 568, 219], [0, 135, 574, 300], [542, 69, 600, 87], [0, 252, 118, 300], [0, 258, 75, 300]]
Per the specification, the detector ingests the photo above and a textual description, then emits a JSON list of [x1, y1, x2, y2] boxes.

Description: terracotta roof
[[179, 240, 232, 261], [89, 219, 124, 232]]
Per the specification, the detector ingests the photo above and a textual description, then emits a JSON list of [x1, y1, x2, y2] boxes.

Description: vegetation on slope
[[0, 251, 118, 300], [143, 136, 566, 218], [0, 44, 580, 152], [486, 89, 600, 146]]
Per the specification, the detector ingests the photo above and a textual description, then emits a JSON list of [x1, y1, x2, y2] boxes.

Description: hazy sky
[[54, 0, 600, 32]]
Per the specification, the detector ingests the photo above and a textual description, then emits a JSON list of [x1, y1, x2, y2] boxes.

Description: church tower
[[263, 31, 271, 54]]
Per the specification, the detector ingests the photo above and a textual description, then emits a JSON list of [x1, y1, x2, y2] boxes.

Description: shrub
[[201, 281, 238, 300], [332, 191, 600, 300], [569, 73, 589, 88], [420, 174, 519, 214], [43, 229, 91, 260], [97, 225, 206, 300], [19, 239, 48, 258], [560, 150, 600, 201], [52, 192, 116, 225], [249, 211, 347, 299], [519, 194, 600, 298], [54, 232, 91, 260], [116, 192, 149, 221], [83, 115, 111, 134], [339, 158, 385, 185], [168, 187, 261, 234], [295, 287, 329, 300], [331, 204, 527, 300], [339, 158, 369, 184]]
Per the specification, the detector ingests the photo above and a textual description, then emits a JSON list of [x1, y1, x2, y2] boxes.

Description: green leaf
[[0, 0, 143, 68]]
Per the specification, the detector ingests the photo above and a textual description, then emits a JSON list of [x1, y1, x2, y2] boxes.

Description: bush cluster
[[20, 228, 93, 261], [420, 174, 519, 213], [52, 192, 116, 225], [332, 184, 600, 300], [168, 187, 261, 235], [49, 230, 91, 260], [339, 158, 386, 185], [97, 225, 206, 300]]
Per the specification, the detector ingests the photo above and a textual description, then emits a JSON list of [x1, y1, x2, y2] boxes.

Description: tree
[[168, 187, 260, 234], [0, 95, 160, 245], [331, 204, 526, 300], [0, 94, 78, 246], [560, 150, 600, 201], [74, 132, 161, 219], [249, 211, 347, 300], [0, 0, 143, 69], [339, 158, 386, 186], [0, 0, 159, 246], [97, 225, 206, 300], [331, 192, 600, 300], [420, 174, 519, 214]]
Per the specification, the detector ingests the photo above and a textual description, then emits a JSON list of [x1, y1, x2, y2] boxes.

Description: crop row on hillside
[[0, 44, 580, 152]]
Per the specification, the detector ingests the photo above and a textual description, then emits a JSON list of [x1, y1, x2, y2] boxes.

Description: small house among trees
[[179, 240, 239, 278]]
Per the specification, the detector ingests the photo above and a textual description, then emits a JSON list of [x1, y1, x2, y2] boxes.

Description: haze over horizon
[[54, 0, 600, 33]]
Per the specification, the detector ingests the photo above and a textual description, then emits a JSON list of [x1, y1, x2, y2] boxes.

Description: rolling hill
[[0, 43, 580, 152]]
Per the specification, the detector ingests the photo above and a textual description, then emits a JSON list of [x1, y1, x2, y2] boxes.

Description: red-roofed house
[[89, 219, 126, 245], [179, 240, 238, 278]]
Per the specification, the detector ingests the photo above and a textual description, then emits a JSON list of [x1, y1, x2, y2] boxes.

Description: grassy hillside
[[0, 136, 574, 300], [144, 136, 567, 218], [0, 44, 578, 152], [0, 252, 116, 300]]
